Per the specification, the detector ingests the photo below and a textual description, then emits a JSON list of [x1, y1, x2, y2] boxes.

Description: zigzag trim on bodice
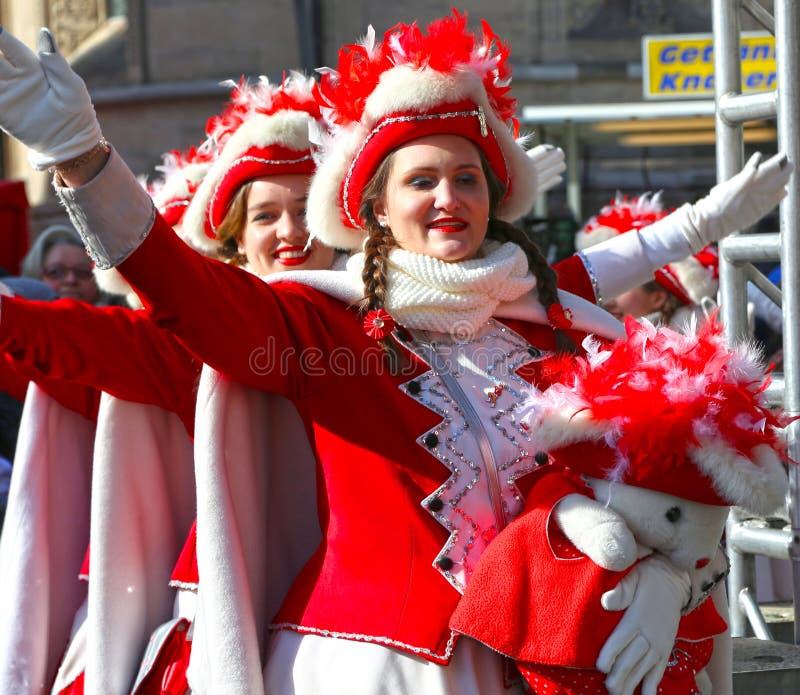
[[398, 319, 551, 592]]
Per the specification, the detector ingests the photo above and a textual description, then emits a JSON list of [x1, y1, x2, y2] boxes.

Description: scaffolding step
[[761, 601, 796, 644], [733, 637, 800, 693]]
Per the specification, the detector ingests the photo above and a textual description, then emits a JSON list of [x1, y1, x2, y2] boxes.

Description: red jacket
[[116, 215, 600, 662], [0, 297, 200, 434]]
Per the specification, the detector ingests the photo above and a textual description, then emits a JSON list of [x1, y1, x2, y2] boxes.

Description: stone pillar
[[0, 0, 108, 225], [48, 0, 106, 57], [0, 0, 51, 212]]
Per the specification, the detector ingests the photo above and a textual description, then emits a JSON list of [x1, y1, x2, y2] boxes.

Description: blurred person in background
[[21, 224, 128, 306], [0, 276, 58, 528]]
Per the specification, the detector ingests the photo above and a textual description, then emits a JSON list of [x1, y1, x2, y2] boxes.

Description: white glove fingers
[[538, 161, 567, 182], [537, 173, 563, 194], [526, 143, 560, 163], [527, 145, 566, 171], [540, 152, 567, 172], [754, 152, 793, 188], [36, 27, 58, 55], [618, 653, 663, 695], [640, 657, 669, 695], [38, 50, 79, 99], [603, 634, 651, 695], [601, 571, 639, 611], [745, 151, 764, 171], [596, 619, 637, 673], [0, 26, 39, 72]]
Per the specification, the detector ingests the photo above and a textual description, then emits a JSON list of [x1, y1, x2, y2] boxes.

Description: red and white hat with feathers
[[577, 192, 719, 306], [151, 144, 217, 228], [306, 10, 542, 250], [520, 316, 790, 515], [182, 73, 322, 254]]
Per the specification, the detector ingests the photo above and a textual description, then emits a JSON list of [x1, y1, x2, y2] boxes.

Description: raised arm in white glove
[[580, 151, 793, 302], [597, 553, 691, 695], [527, 143, 566, 195], [0, 26, 102, 169]]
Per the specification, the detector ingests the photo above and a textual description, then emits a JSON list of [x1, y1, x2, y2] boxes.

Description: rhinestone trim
[[576, 250, 603, 304], [400, 320, 552, 592], [268, 622, 458, 662]]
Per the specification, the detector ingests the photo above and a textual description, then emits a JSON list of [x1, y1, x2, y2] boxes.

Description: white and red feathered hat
[[151, 145, 217, 228], [520, 316, 790, 514], [577, 193, 719, 305], [182, 73, 322, 254], [306, 10, 541, 250]]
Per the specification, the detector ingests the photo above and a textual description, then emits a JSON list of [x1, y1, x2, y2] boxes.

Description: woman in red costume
[[134, 73, 339, 695], [0, 11, 791, 694], [0, 145, 206, 695], [0, 73, 336, 695]]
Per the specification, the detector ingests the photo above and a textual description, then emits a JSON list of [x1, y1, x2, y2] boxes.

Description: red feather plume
[[584, 192, 671, 235], [315, 9, 517, 127], [205, 74, 320, 148]]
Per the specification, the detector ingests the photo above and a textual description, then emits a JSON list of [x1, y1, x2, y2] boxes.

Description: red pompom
[[546, 303, 573, 331], [363, 309, 396, 340], [584, 193, 671, 236]]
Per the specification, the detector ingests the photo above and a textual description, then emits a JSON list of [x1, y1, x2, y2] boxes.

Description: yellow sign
[[643, 32, 776, 100]]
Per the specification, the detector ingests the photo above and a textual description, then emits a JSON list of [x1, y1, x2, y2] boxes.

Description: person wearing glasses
[[20, 224, 127, 306]]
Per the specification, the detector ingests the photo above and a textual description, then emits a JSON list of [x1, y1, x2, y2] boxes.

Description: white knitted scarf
[[347, 240, 536, 335]]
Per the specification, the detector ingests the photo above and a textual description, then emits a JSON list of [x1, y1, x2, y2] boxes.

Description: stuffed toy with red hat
[[450, 315, 790, 694]]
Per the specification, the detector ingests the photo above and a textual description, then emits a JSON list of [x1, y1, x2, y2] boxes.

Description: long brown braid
[[359, 220, 404, 371], [485, 217, 578, 353], [359, 152, 406, 371], [481, 153, 578, 354]]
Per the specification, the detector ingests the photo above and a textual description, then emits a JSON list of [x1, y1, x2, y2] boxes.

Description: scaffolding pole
[[774, 0, 800, 647], [712, 0, 800, 643]]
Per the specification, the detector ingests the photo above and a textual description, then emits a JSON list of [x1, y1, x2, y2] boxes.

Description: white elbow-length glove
[[677, 151, 793, 251], [527, 143, 567, 195], [582, 152, 792, 302], [597, 554, 691, 695], [0, 26, 101, 169]]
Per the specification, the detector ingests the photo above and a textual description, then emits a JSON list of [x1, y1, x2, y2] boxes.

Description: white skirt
[[263, 631, 523, 695]]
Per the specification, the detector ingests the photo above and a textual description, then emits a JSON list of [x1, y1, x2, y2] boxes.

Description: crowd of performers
[[0, 10, 794, 695]]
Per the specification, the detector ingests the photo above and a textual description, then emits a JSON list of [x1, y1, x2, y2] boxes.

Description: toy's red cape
[[449, 467, 727, 667]]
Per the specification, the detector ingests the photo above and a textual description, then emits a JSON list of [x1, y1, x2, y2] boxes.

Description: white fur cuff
[[54, 148, 156, 269]]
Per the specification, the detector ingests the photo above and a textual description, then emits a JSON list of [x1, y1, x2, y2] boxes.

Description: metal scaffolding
[[712, 0, 800, 643]]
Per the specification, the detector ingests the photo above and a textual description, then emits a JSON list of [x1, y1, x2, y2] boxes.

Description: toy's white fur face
[[586, 477, 729, 571]]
